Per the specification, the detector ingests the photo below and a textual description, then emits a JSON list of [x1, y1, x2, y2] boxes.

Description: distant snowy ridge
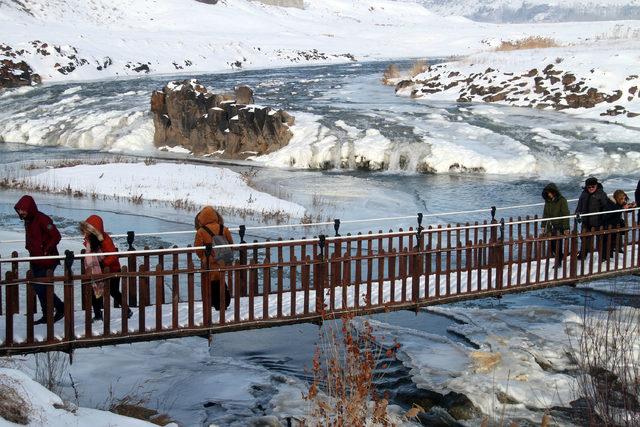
[[393, 42, 640, 125], [1, 0, 639, 83], [405, 0, 640, 22]]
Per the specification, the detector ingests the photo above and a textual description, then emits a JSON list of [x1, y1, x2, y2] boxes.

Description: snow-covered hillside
[[1, 0, 640, 83], [406, 0, 640, 23], [393, 42, 640, 125]]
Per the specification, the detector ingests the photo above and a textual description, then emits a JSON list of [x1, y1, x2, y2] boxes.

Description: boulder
[[151, 79, 294, 158], [235, 85, 254, 105], [0, 59, 40, 89]]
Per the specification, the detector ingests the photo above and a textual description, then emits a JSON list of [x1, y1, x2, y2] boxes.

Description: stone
[[235, 85, 254, 105], [0, 59, 40, 89], [151, 79, 294, 158], [562, 73, 576, 86]]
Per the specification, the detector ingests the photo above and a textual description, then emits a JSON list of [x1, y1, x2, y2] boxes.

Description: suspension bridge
[[1, 204, 639, 356]]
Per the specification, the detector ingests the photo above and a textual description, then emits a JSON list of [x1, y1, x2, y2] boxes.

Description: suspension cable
[[4, 189, 634, 245], [2, 206, 638, 264]]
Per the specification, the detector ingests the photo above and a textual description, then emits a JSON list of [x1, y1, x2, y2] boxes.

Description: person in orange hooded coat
[[80, 215, 132, 321], [194, 206, 233, 311]]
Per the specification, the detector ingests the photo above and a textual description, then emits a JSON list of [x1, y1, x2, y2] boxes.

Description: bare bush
[[381, 64, 400, 85], [408, 60, 429, 78], [35, 352, 68, 397], [570, 301, 640, 426], [495, 36, 559, 51], [304, 315, 400, 426]]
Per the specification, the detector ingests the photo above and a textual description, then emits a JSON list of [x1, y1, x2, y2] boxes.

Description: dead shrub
[[381, 64, 400, 85], [0, 376, 30, 425], [569, 300, 640, 426], [495, 36, 559, 51], [35, 352, 68, 397], [303, 315, 400, 426], [408, 60, 429, 78]]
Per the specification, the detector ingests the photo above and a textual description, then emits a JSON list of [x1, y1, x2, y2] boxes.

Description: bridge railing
[[1, 210, 639, 355]]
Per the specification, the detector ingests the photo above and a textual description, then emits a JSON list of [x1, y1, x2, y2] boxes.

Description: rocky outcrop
[[0, 59, 40, 89], [394, 62, 640, 120], [151, 80, 295, 158]]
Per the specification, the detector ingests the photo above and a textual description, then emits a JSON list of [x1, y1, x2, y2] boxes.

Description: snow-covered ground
[[1, 161, 306, 219], [0, 367, 161, 426], [1, 0, 640, 83], [393, 41, 640, 125]]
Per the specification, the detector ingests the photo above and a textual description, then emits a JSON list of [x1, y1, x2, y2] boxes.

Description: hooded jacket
[[575, 182, 608, 230], [194, 206, 233, 281], [541, 183, 570, 233], [79, 215, 121, 273], [14, 195, 61, 269]]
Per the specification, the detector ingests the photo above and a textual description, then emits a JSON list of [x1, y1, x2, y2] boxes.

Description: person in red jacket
[[14, 195, 65, 324], [79, 215, 132, 321]]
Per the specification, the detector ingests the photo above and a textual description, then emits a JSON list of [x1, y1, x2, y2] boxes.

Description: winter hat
[[585, 177, 598, 187]]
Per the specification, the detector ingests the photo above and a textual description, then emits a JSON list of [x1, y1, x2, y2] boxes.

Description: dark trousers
[[210, 280, 230, 311], [91, 276, 124, 317], [31, 265, 64, 314], [549, 230, 565, 265]]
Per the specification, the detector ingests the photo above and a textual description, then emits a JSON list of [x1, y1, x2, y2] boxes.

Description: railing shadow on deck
[[1, 211, 639, 355]]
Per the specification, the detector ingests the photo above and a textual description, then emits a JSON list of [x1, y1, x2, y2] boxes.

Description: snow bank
[[395, 41, 640, 125], [6, 162, 306, 218], [1, 0, 639, 82], [0, 368, 158, 426]]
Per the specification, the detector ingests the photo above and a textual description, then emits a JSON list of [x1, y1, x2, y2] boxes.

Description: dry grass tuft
[[381, 64, 400, 85], [107, 389, 173, 426], [409, 60, 429, 77], [495, 36, 559, 51], [0, 376, 30, 425]]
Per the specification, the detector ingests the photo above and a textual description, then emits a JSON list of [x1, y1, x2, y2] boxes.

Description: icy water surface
[[1, 61, 639, 426]]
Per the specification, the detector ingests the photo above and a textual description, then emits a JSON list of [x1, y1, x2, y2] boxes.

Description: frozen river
[[1, 61, 639, 426]]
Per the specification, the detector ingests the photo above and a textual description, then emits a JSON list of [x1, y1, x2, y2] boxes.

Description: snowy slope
[[0, 368, 160, 426], [1, 0, 640, 83], [405, 0, 640, 23]]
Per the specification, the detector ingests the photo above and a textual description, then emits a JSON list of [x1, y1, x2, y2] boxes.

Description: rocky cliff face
[[151, 80, 295, 158]]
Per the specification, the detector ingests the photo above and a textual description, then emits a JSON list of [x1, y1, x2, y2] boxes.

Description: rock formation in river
[[150, 80, 295, 158]]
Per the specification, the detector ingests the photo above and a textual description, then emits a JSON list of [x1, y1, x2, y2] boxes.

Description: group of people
[[541, 177, 639, 264], [13, 178, 640, 324], [14, 195, 233, 325]]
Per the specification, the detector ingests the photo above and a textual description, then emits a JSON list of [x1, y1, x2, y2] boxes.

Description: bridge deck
[[2, 220, 638, 355]]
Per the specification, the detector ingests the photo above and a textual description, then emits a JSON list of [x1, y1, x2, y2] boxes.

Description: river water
[[0, 61, 639, 426]]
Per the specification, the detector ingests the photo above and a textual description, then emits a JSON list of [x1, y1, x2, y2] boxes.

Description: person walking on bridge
[[80, 215, 132, 321], [604, 190, 636, 258], [575, 177, 608, 259], [541, 183, 570, 266], [194, 206, 233, 311], [14, 195, 64, 324]]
